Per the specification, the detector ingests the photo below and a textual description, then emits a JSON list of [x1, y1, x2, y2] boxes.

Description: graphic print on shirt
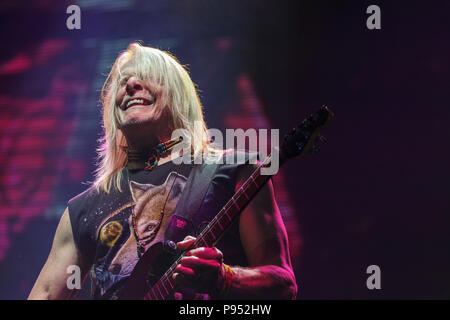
[[92, 171, 187, 296]]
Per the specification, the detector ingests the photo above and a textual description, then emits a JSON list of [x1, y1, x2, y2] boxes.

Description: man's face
[[115, 65, 168, 129]]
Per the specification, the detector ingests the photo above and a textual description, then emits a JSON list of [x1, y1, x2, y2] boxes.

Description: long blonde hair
[[94, 42, 209, 193]]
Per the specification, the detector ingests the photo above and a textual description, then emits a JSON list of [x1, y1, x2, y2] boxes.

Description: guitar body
[[112, 242, 179, 300]]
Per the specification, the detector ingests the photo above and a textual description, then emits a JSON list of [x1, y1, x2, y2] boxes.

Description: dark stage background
[[0, 0, 448, 299]]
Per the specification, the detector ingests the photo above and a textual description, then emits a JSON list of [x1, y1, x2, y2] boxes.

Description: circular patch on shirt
[[100, 221, 123, 247]]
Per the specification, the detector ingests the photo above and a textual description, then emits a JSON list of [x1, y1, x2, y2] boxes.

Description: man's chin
[[119, 117, 155, 128]]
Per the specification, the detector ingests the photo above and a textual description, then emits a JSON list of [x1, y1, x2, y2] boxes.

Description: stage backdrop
[[0, 0, 449, 299]]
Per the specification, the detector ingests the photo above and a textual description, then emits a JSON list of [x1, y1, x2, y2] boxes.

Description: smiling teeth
[[126, 99, 144, 108]]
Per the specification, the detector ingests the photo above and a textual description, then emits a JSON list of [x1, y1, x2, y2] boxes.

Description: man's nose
[[126, 77, 143, 96]]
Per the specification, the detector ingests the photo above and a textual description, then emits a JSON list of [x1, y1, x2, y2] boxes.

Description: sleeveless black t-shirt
[[68, 153, 254, 299]]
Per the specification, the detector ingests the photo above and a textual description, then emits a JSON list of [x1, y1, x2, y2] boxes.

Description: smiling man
[[28, 42, 297, 300]]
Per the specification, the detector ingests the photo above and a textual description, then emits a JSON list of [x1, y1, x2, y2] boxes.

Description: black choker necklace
[[126, 136, 183, 170]]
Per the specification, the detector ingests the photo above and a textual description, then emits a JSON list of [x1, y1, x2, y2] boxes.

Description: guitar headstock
[[280, 106, 333, 163]]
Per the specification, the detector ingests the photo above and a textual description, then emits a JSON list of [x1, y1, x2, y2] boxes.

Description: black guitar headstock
[[280, 106, 334, 163]]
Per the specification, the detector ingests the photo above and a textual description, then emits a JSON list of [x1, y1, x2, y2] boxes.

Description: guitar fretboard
[[144, 157, 273, 300]]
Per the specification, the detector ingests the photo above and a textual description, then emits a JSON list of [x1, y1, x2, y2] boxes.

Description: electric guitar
[[113, 106, 334, 300]]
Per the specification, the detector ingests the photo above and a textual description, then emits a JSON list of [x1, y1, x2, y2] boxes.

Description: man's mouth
[[122, 98, 153, 110]]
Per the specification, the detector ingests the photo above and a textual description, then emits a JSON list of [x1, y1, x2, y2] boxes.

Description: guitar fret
[[204, 231, 213, 244], [224, 202, 232, 213], [161, 280, 169, 295], [212, 221, 221, 234], [167, 277, 174, 289], [244, 178, 258, 195], [241, 187, 249, 200], [202, 231, 209, 244], [223, 209, 231, 221], [242, 183, 250, 198], [150, 286, 159, 300], [217, 218, 223, 230], [250, 174, 259, 188], [235, 189, 248, 208], [231, 197, 240, 210], [155, 284, 163, 299]]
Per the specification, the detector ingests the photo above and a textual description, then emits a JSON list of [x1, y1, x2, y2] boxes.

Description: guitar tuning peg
[[312, 145, 320, 153]]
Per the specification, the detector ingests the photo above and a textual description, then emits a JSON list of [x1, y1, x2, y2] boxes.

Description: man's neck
[[125, 139, 183, 170], [126, 154, 174, 171]]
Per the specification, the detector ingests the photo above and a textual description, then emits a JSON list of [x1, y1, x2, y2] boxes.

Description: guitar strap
[[163, 152, 221, 247]]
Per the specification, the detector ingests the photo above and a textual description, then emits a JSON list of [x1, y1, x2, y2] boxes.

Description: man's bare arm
[[28, 208, 90, 300], [226, 167, 297, 299], [175, 164, 298, 299]]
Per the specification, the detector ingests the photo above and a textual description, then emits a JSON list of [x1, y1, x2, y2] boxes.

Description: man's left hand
[[172, 235, 226, 296]]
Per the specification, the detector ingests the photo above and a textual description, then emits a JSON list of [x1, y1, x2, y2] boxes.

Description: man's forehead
[[118, 63, 135, 76]]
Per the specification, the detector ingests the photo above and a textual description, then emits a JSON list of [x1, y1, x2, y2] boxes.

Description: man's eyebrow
[[118, 66, 134, 77], [119, 70, 131, 78]]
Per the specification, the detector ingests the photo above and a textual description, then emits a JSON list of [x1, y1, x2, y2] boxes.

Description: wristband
[[218, 263, 234, 298]]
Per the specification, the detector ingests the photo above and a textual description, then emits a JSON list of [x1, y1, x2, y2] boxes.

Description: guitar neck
[[144, 155, 276, 300]]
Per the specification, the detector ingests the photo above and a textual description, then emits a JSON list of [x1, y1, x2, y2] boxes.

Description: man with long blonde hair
[[29, 42, 297, 300]]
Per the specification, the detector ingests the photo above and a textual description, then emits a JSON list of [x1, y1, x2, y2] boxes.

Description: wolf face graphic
[[104, 171, 187, 280]]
